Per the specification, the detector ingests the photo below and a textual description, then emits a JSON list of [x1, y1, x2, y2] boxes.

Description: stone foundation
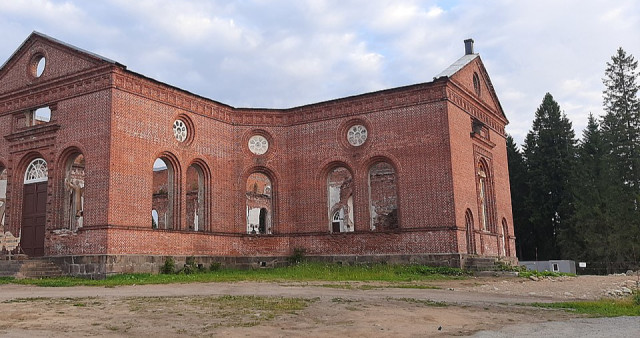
[[44, 253, 506, 279]]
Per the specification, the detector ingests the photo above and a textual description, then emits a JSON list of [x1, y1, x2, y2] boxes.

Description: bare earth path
[[0, 275, 638, 337]]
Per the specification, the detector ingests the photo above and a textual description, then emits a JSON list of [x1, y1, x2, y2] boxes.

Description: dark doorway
[[258, 208, 267, 234], [21, 181, 47, 256]]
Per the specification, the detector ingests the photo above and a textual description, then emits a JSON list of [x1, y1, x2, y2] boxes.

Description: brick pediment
[[448, 57, 507, 123], [0, 32, 116, 96]]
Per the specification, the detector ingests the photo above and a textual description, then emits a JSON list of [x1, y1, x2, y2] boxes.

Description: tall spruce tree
[[561, 114, 607, 263], [506, 135, 533, 260], [523, 93, 576, 260], [602, 47, 640, 191], [599, 48, 640, 270]]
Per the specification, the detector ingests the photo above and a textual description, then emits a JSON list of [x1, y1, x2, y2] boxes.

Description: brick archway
[[21, 158, 48, 257]]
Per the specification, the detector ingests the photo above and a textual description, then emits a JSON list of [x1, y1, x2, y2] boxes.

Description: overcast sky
[[1, 0, 638, 145]]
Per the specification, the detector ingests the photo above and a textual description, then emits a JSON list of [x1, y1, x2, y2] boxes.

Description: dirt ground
[[0, 274, 638, 337]]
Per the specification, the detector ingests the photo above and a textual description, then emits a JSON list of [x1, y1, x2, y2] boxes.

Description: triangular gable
[[436, 54, 507, 122], [0, 31, 121, 94]]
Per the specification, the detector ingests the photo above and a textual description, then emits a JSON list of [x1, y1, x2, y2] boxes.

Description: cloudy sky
[[1, 0, 638, 145]]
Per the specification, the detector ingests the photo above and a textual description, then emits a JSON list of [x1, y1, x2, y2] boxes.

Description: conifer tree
[[523, 93, 576, 260], [561, 114, 607, 263], [599, 48, 640, 270], [601, 47, 640, 191], [506, 135, 533, 260]]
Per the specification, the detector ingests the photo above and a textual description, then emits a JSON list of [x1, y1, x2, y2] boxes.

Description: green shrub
[[288, 248, 307, 264], [209, 262, 222, 272], [160, 257, 175, 274], [180, 256, 199, 275], [633, 290, 640, 306]]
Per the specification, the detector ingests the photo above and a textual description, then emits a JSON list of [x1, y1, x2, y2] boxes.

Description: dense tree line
[[509, 48, 640, 273]]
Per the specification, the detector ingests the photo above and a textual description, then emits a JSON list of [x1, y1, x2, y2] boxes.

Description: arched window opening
[[246, 173, 272, 234], [0, 167, 7, 229], [152, 158, 175, 229], [473, 72, 481, 96], [151, 209, 159, 229], [368, 162, 398, 230], [477, 161, 494, 232], [328, 167, 354, 233], [64, 154, 85, 230], [465, 208, 475, 254], [186, 164, 205, 231]]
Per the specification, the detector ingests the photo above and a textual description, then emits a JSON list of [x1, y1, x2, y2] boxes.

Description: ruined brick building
[[0, 32, 516, 277]]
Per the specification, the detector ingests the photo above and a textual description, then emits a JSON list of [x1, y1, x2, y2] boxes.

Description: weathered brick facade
[[0, 33, 516, 277]]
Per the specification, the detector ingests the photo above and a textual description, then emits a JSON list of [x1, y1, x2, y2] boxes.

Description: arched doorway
[[501, 218, 509, 257], [465, 209, 475, 255], [21, 158, 48, 256]]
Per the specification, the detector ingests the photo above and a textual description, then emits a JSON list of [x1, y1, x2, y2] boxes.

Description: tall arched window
[[368, 162, 398, 230], [477, 160, 496, 232], [327, 167, 354, 233], [152, 157, 176, 230], [465, 208, 475, 254], [246, 173, 272, 234], [64, 153, 85, 230], [186, 163, 205, 231]]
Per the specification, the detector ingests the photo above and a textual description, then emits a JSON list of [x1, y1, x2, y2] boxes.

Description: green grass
[[531, 298, 640, 317], [392, 297, 448, 307], [1, 262, 469, 287], [518, 270, 576, 278]]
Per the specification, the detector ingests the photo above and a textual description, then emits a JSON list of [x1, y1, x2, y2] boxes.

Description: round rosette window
[[248, 135, 269, 155], [173, 120, 188, 142], [347, 124, 368, 147]]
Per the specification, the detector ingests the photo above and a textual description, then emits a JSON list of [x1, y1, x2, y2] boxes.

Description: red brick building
[[0, 32, 515, 277]]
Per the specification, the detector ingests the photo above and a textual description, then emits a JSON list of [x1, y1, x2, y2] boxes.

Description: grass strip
[[1, 262, 469, 287], [531, 298, 640, 317]]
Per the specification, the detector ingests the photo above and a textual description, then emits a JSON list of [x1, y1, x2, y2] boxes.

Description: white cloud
[[0, 0, 638, 145]]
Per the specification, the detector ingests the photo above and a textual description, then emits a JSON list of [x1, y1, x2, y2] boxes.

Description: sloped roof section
[[0, 31, 125, 96], [434, 51, 507, 122], [0, 31, 120, 72], [434, 54, 479, 79]]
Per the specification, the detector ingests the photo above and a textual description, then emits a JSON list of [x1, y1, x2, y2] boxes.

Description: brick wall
[[0, 33, 516, 268]]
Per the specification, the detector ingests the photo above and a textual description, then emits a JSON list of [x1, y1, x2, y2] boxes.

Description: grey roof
[[434, 53, 478, 79]]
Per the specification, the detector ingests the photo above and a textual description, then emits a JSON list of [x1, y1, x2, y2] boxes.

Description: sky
[[1, 0, 638, 145]]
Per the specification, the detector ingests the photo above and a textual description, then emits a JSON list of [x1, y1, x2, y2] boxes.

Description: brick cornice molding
[[445, 82, 507, 136], [0, 65, 114, 115], [112, 68, 449, 127]]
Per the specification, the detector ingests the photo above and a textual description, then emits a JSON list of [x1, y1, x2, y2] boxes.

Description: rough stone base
[[45, 253, 517, 279]]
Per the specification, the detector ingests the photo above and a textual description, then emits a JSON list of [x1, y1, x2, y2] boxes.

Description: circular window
[[35, 56, 46, 77], [173, 120, 188, 142], [347, 125, 368, 146], [248, 135, 269, 155]]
